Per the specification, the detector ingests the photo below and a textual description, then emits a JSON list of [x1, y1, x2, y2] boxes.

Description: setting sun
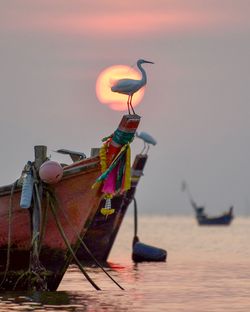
[[96, 65, 145, 111]]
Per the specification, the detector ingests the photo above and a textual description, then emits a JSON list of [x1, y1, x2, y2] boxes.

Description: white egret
[[111, 59, 154, 114], [136, 131, 157, 154]]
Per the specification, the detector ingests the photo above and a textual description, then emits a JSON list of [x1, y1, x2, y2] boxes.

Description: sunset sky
[[1, 1, 250, 215]]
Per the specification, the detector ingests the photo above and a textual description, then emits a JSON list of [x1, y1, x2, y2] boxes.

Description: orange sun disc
[[96, 65, 145, 111]]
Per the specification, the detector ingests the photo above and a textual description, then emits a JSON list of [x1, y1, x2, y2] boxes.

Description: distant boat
[[191, 200, 234, 225], [182, 181, 234, 226]]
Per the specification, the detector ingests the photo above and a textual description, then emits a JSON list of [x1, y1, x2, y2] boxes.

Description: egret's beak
[[144, 60, 154, 64]]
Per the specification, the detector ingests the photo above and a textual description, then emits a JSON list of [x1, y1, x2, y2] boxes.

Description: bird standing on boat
[[111, 59, 154, 115], [136, 131, 157, 154]]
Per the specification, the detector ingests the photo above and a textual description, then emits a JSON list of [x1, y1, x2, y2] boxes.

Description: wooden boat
[[0, 153, 101, 291], [76, 153, 148, 263], [0, 114, 140, 291], [182, 181, 234, 226], [193, 203, 234, 225]]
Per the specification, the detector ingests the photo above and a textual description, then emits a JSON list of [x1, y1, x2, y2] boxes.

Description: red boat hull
[[0, 156, 102, 290], [0, 114, 141, 290]]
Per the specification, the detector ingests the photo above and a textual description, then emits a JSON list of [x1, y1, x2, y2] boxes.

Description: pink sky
[[1, 1, 250, 37]]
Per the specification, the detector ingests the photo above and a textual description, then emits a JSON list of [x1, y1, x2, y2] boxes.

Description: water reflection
[[0, 290, 119, 311], [0, 217, 250, 311], [1, 291, 71, 309]]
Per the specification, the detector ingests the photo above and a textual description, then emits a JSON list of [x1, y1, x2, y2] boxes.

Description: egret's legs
[[141, 141, 146, 154], [145, 143, 150, 154], [129, 94, 136, 114], [127, 96, 131, 115]]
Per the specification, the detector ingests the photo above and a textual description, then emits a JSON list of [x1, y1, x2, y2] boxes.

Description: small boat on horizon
[[191, 200, 234, 225], [182, 181, 234, 226]]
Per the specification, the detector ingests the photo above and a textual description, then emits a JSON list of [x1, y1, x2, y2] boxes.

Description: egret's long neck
[[137, 63, 147, 86]]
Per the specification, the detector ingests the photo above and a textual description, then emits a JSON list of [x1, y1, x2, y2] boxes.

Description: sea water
[[0, 216, 249, 311]]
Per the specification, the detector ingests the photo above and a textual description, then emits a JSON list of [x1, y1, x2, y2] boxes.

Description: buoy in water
[[132, 198, 167, 263], [132, 241, 167, 262], [39, 160, 63, 184]]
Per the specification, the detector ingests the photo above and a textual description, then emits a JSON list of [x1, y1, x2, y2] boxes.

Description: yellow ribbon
[[123, 144, 131, 192]]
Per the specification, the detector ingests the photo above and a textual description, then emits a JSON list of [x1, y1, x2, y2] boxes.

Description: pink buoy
[[39, 160, 63, 184]]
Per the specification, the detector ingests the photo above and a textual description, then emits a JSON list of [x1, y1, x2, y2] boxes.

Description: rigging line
[[47, 192, 101, 291], [37, 193, 49, 253], [0, 180, 18, 288], [58, 200, 124, 290], [32, 165, 46, 253], [32, 166, 42, 233]]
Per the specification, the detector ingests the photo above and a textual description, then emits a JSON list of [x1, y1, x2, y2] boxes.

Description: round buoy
[[39, 160, 63, 184]]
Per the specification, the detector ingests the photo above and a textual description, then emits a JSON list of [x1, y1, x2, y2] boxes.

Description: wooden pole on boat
[[107, 114, 141, 164], [34, 145, 47, 170], [26, 146, 48, 290], [33, 145, 47, 236]]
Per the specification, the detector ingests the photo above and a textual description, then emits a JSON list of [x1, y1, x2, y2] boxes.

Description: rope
[[46, 191, 101, 291], [13, 270, 43, 290], [32, 166, 42, 232], [17, 165, 47, 291], [38, 193, 49, 254], [52, 191, 124, 290], [76, 239, 124, 290], [0, 180, 18, 288], [31, 165, 44, 253], [46, 189, 124, 289], [62, 211, 124, 289]]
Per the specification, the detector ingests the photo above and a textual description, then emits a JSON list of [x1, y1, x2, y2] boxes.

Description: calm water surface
[[0, 216, 249, 311]]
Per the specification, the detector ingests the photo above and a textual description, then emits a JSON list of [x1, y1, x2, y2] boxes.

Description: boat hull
[[77, 154, 148, 263], [197, 214, 233, 225], [0, 156, 102, 290]]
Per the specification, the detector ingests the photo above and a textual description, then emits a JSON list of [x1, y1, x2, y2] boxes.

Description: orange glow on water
[[96, 65, 145, 111]]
